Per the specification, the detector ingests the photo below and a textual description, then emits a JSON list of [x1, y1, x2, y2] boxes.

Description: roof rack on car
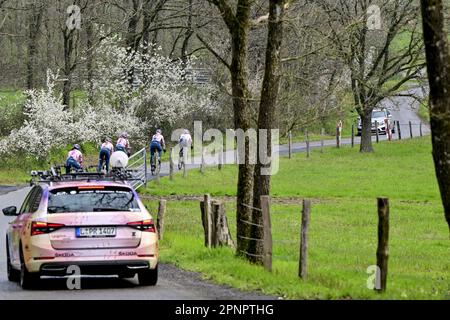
[[30, 165, 143, 187]]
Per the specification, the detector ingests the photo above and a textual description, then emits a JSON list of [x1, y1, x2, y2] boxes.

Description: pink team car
[[3, 179, 158, 289]]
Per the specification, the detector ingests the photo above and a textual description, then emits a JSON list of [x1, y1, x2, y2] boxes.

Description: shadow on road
[[14, 276, 140, 291]]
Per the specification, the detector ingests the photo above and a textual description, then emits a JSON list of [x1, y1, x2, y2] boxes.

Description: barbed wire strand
[[240, 203, 263, 212], [238, 235, 264, 242], [239, 219, 263, 228], [240, 250, 264, 258]]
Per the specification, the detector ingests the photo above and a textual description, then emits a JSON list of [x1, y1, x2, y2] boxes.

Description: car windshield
[[47, 186, 141, 213], [372, 111, 386, 118]]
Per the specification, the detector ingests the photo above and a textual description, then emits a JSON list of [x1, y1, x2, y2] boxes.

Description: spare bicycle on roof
[[30, 165, 138, 186]]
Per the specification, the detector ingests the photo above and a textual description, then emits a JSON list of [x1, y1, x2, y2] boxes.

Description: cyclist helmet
[[105, 137, 112, 142], [120, 132, 128, 138], [156, 129, 162, 134], [73, 144, 81, 150]]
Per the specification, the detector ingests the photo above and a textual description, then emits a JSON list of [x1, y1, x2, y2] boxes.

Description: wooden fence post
[[336, 126, 340, 148], [200, 149, 205, 175], [376, 198, 390, 293], [261, 195, 272, 272], [409, 121, 413, 139], [375, 121, 379, 143], [321, 128, 325, 153], [299, 199, 311, 280], [183, 149, 188, 178], [420, 122, 423, 137], [336, 121, 342, 148], [351, 124, 355, 148], [305, 129, 310, 158], [157, 199, 166, 240], [288, 131, 292, 159], [169, 148, 174, 181], [386, 119, 393, 141], [156, 159, 160, 185], [200, 194, 212, 248], [397, 121, 402, 140], [211, 201, 235, 248], [218, 150, 223, 171]]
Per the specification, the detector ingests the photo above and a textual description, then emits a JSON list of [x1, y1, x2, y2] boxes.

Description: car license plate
[[76, 227, 116, 238]]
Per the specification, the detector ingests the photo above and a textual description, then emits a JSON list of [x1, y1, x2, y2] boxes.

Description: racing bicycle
[[151, 151, 162, 176]]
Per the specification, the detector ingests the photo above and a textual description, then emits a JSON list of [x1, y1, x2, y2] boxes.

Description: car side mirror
[[2, 206, 18, 216]]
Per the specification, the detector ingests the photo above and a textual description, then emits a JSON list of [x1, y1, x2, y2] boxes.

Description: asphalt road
[[0, 187, 275, 299]]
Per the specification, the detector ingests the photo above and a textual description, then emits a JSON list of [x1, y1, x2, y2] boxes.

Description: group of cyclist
[[65, 129, 193, 175]]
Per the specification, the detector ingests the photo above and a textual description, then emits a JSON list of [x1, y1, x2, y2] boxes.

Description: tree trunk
[[125, 0, 141, 88], [181, 0, 193, 66], [142, 0, 166, 54], [421, 0, 450, 231], [86, 18, 94, 104], [45, 17, 52, 71], [26, 3, 44, 89], [209, 0, 255, 257], [142, 0, 153, 51], [62, 30, 74, 109], [249, 0, 286, 263], [359, 110, 374, 153], [230, 1, 254, 257]]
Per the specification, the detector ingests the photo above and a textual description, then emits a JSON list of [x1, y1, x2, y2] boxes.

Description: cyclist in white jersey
[[150, 129, 166, 172]]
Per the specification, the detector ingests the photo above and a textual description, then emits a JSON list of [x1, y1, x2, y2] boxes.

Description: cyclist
[[116, 132, 131, 156], [178, 129, 193, 170], [150, 129, 166, 173], [66, 144, 84, 174], [98, 137, 114, 173]]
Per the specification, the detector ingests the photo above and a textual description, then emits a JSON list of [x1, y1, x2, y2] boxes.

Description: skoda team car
[[3, 180, 158, 289], [357, 108, 394, 136]]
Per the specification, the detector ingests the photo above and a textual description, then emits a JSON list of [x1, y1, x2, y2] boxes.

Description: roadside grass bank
[[142, 137, 449, 299], [142, 137, 440, 202], [0, 143, 101, 185]]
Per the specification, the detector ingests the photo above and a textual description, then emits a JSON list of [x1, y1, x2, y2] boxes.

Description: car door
[[10, 187, 41, 264]]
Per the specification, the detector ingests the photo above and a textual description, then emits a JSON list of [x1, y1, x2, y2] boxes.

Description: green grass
[[419, 103, 430, 123], [0, 89, 25, 108], [142, 137, 440, 201], [142, 137, 449, 300], [0, 89, 27, 136], [0, 142, 102, 185]]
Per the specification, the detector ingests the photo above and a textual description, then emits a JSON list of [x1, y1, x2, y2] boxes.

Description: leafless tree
[[206, 0, 255, 256], [314, 0, 425, 152], [249, 0, 287, 263], [26, 0, 45, 89]]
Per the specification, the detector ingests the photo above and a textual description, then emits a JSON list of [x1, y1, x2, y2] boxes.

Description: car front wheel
[[138, 265, 158, 286]]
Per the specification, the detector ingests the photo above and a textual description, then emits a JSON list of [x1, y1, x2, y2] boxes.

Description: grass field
[[142, 137, 449, 300], [0, 143, 103, 185], [419, 103, 430, 123]]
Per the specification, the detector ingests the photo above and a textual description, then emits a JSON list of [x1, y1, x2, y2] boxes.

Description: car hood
[[372, 117, 386, 123], [358, 117, 386, 125]]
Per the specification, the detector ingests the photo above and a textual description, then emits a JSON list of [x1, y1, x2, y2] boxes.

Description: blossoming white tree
[[0, 71, 72, 157], [0, 70, 144, 158], [0, 35, 218, 158], [90, 35, 218, 128]]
